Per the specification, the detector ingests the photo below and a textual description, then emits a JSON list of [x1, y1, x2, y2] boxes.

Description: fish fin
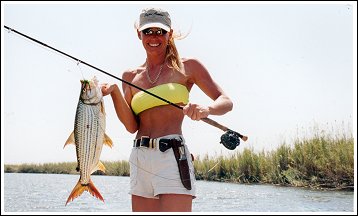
[[65, 179, 86, 206], [100, 100, 106, 115], [103, 133, 113, 148], [64, 131, 75, 148], [65, 178, 104, 206], [87, 179, 104, 203], [92, 161, 106, 174]]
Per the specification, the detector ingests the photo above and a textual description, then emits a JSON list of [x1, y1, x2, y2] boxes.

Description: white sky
[[2, 2, 357, 165]]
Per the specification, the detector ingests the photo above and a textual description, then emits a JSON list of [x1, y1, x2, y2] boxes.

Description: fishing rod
[[4, 25, 248, 150]]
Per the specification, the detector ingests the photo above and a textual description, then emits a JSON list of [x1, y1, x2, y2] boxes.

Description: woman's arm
[[101, 71, 138, 133], [183, 58, 233, 121]]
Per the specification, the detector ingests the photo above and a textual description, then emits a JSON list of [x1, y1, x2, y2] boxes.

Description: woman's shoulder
[[181, 57, 206, 72], [122, 66, 144, 80], [181, 57, 201, 64]]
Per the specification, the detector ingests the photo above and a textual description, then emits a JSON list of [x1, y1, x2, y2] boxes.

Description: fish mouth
[[80, 76, 99, 92], [80, 79, 102, 104]]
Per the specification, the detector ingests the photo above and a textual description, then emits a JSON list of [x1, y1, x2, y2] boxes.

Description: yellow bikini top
[[131, 83, 189, 115]]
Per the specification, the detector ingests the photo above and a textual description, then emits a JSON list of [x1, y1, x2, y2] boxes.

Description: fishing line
[[5, 25, 240, 182], [5, 27, 76, 69], [100, 128, 183, 182], [4, 26, 172, 105], [206, 161, 220, 173], [76, 60, 86, 80], [128, 154, 184, 183], [111, 147, 185, 182], [5, 26, 189, 183], [66, 61, 86, 80], [4, 25, 248, 147]]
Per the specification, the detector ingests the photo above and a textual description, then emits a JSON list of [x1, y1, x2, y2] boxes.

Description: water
[[3, 173, 355, 213]]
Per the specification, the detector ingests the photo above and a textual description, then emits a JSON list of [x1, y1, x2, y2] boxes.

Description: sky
[[1, 2, 357, 167]]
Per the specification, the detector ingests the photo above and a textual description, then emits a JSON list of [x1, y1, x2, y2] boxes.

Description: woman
[[101, 7, 233, 212]]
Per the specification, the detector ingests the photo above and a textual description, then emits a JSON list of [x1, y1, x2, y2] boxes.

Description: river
[[3, 173, 355, 213]]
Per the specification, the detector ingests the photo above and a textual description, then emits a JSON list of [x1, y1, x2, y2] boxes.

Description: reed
[[194, 122, 354, 190], [4, 162, 77, 174], [5, 124, 354, 190]]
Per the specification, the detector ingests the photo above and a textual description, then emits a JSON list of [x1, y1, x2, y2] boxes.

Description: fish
[[64, 76, 113, 206]]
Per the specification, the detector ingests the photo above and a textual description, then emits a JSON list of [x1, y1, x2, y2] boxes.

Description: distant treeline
[[5, 131, 354, 190]]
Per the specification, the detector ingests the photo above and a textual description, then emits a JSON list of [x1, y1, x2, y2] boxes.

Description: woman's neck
[[146, 53, 166, 67]]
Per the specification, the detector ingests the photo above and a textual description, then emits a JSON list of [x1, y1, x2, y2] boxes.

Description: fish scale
[[76, 100, 103, 184]]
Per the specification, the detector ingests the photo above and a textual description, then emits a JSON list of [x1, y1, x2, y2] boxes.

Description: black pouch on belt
[[160, 138, 192, 190]]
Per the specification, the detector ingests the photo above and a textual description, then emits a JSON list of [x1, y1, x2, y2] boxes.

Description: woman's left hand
[[183, 103, 210, 121]]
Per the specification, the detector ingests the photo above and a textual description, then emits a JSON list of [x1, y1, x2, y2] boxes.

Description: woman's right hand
[[101, 83, 117, 96], [101, 82, 138, 133], [183, 102, 210, 121]]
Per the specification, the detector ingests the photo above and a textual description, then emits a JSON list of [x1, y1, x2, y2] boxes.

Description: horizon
[[2, 2, 356, 166]]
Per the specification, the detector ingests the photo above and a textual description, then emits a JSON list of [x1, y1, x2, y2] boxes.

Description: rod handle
[[200, 117, 228, 131], [201, 117, 248, 141]]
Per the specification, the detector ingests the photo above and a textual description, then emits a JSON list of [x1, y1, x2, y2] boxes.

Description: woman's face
[[138, 27, 172, 54]]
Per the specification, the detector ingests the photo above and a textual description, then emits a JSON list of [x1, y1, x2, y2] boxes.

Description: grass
[[194, 122, 354, 190], [5, 124, 354, 190]]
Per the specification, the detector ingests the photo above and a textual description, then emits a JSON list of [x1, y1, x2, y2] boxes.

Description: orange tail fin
[[65, 178, 104, 206]]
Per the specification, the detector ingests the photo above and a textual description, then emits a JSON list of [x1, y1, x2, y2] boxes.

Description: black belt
[[133, 136, 191, 190], [133, 136, 183, 152]]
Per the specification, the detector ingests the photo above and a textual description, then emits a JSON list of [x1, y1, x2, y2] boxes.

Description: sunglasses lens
[[143, 28, 152, 35], [142, 28, 167, 36], [159, 29, 167, 35]]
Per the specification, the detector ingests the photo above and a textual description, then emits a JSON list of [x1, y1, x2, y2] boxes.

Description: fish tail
[[65, 178, 104, 206], [87, 179, 104, 203], [65, 179, 85, 206]]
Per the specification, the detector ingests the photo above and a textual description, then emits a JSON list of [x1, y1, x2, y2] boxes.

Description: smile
[[148, 43, 160, 47]]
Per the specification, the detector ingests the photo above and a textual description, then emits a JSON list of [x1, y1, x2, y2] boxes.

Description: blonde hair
[[166, 33, 182, 71]]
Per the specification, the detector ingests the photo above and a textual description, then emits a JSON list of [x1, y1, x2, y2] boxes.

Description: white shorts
[[129, 134, 196, 199]]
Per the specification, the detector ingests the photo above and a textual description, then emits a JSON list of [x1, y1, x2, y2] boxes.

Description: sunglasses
[[142, 28, 167, 36]]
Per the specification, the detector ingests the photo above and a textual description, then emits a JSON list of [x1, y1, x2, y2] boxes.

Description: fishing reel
[[220, 130, 241, 150]]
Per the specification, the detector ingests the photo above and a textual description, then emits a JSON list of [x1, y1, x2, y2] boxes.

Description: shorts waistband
[[133, 134, 184, 150]]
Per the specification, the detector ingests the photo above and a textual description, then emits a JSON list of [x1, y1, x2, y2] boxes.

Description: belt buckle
[[140, 136, 149, 147]]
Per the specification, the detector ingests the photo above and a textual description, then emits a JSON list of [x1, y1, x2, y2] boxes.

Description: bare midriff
[[135, 104, 185, 139]]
